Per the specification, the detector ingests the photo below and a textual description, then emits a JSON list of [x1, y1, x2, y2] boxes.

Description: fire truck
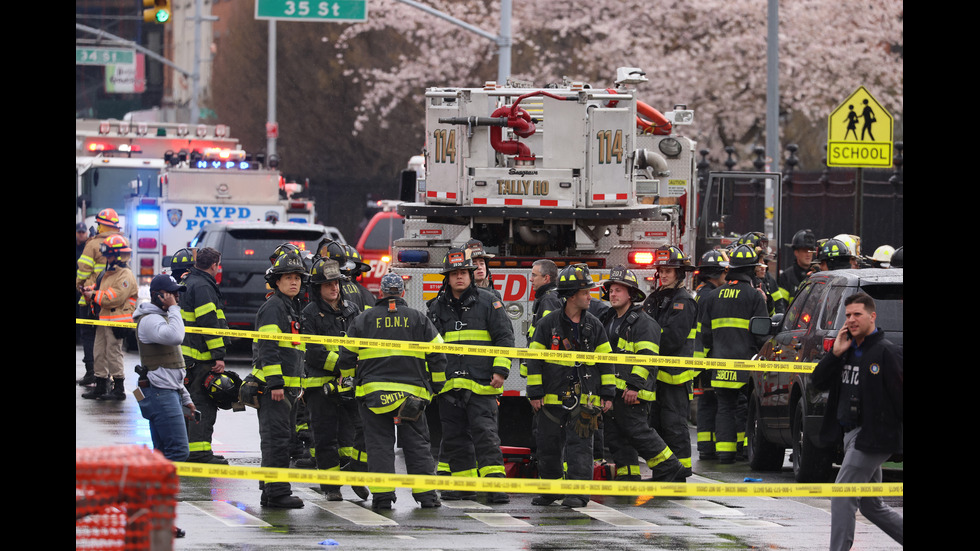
[[389, 68, 700, 448]]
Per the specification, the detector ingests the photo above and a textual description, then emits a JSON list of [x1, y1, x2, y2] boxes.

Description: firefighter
[[335, 272, 448, 511], [695, 244, 769, 464], [300, 258, 369, 501], [737, 232, 785, 314], [598, 266, 683, 482], [641, 246, 699, 479], [426, 247, 515, 504], [526, 263, 615, 508], [81, 234, 138, 401], [465, 238, 501, 298], [76, 208, 123, 387], [818, 237, 855, 271], [692, 249, 729, 460], [315, 240, 375, 311], [522, 259, 562, 379], [250, 250, 309, 508], [778, 229, 816, 303], [168, 248, 196, 282], [179, 246, 230, 465], [871, 245, 895, 268], [343, 244, 378, 305]]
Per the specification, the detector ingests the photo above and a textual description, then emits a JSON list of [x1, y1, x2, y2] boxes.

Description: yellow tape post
[[173, 462, 902, 498], [75, 318, 816, 374]]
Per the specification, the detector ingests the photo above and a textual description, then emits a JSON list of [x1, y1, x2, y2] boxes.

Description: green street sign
[[76, 47, 135, 66], [255, 0, 367, 22]]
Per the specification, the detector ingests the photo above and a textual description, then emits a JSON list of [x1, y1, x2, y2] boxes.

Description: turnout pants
[[535, 405, 593, 503], [697, 389, 717, 456], [93, 326, 125, 379], [305, 387, 367, 491], [830, 428, 903, 551], [185, 362, 221, 460], [714, 387, 744, 460], [258, 388, 301, 499], [437, 391, 506, 478], [605, 396, 681, 481], [359, 400, 437, 500], [650, 382, 693, 472]]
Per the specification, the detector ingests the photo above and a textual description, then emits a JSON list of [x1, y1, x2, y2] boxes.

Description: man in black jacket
[[427, 247, 514, 504], [811, 293, 903, 551]]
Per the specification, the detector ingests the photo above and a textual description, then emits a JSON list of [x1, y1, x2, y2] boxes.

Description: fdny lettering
[[379, 391, 406, 405], [718, 288, 741, 299], [716, 370, 737, 380], [376, 316, 410, 329], [496, 180, 550, 196]]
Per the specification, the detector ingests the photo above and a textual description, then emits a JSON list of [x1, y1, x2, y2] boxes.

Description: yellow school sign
[[827, 86, 893, 168]]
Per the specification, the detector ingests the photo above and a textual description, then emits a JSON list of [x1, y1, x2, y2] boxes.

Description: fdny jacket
[[92, 262, 138, 323], [427, 285, 515, 395], [335, 296, 447, 414], [301, 294, 360, 392], [526, 309, 616, 408], [696, 271, 768, 388], [180, 267, 228, 364], [599, 305, 661, 402], [251, 289, 306, 391], [521, 282, 564, 378], [643, 285, 698, 385]]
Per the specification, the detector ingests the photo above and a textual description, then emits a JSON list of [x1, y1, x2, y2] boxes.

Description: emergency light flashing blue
[[398, 250, 429, 263], [193, 160, 252, 170], [136, 208, 160, 229]]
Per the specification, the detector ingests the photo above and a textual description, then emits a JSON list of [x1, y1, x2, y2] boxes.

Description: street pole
[[267, 19, 277, 157]]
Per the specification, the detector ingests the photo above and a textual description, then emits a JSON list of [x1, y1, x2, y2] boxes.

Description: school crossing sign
[[827, 86, 893, 168]]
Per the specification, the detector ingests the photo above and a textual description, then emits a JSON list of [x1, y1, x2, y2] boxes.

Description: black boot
[[99, 378, 126, 401], [82, 377, 108, 399], [78, 363, 96, 387]]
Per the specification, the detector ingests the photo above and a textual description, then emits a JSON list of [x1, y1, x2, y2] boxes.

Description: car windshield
[[222, 228, 325, 261]]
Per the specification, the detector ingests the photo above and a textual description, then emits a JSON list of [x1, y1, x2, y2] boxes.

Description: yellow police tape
[[76, 318, 816, 374], [172, 462, 902, 497]]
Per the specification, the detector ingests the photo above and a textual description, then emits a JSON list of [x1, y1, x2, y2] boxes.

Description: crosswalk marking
[[671, 499, 745, 516], [467, 512, 532, 527], [574, 501, 657, 527], [441, 499, 492, 510], [182, 501, 270, 527]]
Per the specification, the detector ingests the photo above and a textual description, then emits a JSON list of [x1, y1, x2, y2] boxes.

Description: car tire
[[747, 393, 785, 471], [792, 399, 834, 482]]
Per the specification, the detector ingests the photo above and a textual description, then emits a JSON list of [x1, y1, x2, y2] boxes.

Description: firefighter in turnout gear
[[250, 250, 309, 508], [695, 244, 769, 464], [778, 229, 816, 304], [526, 263, 615, 508], [76, 208, 124, 387], [301, 258, 370, 501], [335, 272, 448, 511], [598, 266, 684, 482], [315, 239, 375, 311], [693, 249, 729, 459], [179, 247, 230, 464], [641, 246, 699, 479], [465, 238, 501, 299], [81, 234, 138, 401], [426, 247, 515, 504]]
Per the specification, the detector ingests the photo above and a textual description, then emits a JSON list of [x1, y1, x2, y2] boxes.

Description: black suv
[[188, 221, 346, 329], [746, 268, 903, 482]]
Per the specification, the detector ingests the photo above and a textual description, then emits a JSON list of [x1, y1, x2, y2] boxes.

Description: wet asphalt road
[[75, 345, 902, 550]]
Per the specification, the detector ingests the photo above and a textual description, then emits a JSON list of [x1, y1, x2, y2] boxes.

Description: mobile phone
[[184, 405, 202, 422]]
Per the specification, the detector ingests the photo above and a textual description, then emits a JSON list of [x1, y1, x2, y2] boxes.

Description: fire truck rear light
[[244, 249, 255, 256], [629, 251, 655, 265], [140, 258, 153, 266], [398, 250, 429, 264], [137, 238, 157, 249]]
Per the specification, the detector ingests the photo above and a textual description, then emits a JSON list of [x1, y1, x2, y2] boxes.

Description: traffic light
[[143, 0, 171, 24]]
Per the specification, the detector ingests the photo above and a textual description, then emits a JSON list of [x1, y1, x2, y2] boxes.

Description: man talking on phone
[[812, 292, 903, 550], [133, 274, 198, 462]]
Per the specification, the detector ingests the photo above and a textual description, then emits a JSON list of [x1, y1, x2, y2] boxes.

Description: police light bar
[[136, 207, 160, 229]]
